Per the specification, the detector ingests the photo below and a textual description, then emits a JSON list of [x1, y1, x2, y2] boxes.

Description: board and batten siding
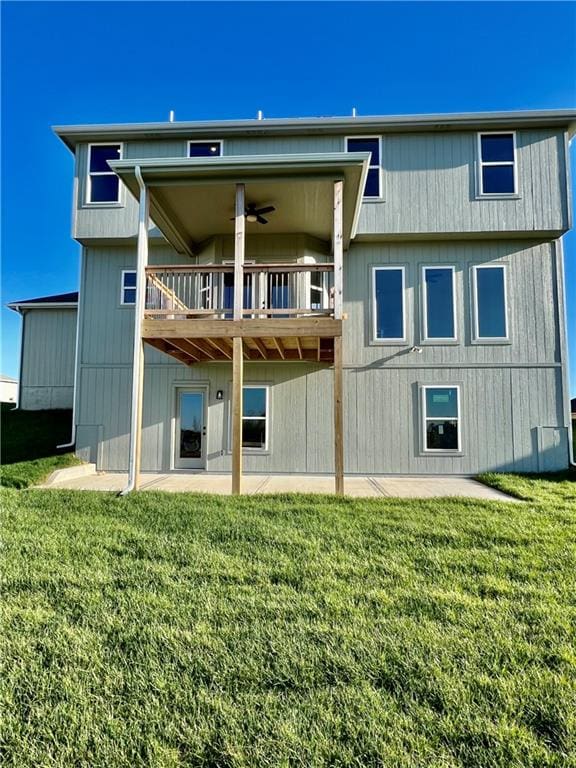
[[72, 129, 570, 242], [19, 308, 77, 410], [75, 362, 567, 474]]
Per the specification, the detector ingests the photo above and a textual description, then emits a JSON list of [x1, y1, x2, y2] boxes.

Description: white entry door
[[174, 388, 207, 469]]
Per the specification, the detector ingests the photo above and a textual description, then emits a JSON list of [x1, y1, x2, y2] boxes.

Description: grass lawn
[[2, 475, 575, 767], [0, 406, 81, 488]]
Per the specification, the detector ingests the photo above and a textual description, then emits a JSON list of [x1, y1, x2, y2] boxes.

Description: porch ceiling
[[109, 153, 369, 254]]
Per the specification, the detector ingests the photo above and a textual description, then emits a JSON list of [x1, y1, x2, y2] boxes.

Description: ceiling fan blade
[[256, 215, 268, 224], [256, 205, 275, 215]]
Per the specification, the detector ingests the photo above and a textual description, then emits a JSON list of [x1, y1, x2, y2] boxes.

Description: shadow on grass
[[1, 405, 73, 465]]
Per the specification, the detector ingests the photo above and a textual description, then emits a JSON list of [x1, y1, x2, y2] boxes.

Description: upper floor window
[[346, 137, 381, 198], [477, 133, 517, 196], [372, 266, 405, 342], [120, 270, 136, 305], [87, 144, 122, 203], [188, 140, 222, 157], [471, 264, 509, 341], [422, 266, 456, 341]]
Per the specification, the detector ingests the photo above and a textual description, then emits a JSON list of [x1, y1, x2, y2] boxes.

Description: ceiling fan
[[230, 203, 276, 224]]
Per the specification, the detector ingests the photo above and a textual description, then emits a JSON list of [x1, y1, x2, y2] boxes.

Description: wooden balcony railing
[[144, 263, 334, 319]]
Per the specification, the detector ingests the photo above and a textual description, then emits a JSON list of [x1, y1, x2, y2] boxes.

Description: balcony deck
[[142, 263, 341, 364]]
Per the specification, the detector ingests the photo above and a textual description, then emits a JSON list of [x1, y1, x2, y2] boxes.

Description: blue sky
[[2, 1, 575, 393]]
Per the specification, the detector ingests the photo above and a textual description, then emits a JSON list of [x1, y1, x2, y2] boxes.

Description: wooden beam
[[295, 337, 303, 360], [234, 184, 245, 321], [183, 338, 217, 360], [272, 337, 286, 359], [142, 317, 342, 340], [317, 337, 321, 362], [232, 337, 243, 494], [168, 338, 203, 361], [204, 337, 232, 359], [333, 180, 344, 321], [251, 337, 268, 359], [334, 336, 344, 495]]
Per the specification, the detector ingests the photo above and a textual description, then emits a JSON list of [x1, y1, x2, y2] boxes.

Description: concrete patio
[[40, 468, 518, 501]]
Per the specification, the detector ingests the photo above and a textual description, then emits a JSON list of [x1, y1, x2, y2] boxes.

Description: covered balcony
[[109, 151, 369, 493]]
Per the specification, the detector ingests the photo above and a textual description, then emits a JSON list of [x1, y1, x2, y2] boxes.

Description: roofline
[[7, 302, 78, 313], [53, 109, 576, 151]]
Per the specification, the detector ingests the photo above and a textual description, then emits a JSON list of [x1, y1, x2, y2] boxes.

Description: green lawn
[[2, 476, 575, 767], [0, 406, 81, 488]]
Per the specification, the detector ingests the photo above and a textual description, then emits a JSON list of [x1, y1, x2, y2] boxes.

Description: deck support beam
[[232, 184, 245, 494], [333, 180, 344, 494], [125, 167, 149, 494], [232, 337, 243, 494]]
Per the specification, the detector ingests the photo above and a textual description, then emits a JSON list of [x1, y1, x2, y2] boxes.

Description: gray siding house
[[52, 110, 575, 491], [8, 292, 78, 410]]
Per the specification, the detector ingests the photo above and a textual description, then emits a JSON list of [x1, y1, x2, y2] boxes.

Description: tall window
[[120, 270, 136, 305], [188, 140, 222, 157], [472, 265, 508, 341], [241, 386, 268, 451], [422, 266, 456, 341], [422, 385, 461, 452], [372, 266, 405, 342], [346, 137, 381, 197], [477, 133, 517, 195], [87, 144, 122, 203]]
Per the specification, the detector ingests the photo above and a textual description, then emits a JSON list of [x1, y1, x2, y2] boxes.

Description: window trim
[[228, 383, 270, 454], [86, 142, 124, 206], [187, 139, 223, 158], [470, 264, 510, 343], [476, 131, 519, 198], [421, 265, 458, 343], [345, 135, 383, 200], [371, 265, 407, 344], [120, 269, 137, 306], [421, 384, 462, 454]]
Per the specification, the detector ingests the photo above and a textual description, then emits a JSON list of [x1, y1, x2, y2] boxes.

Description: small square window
[[346, 137, 382, 198], [121, 270, 137, 305], [478, 133, 516, 195], [188, 141, 222, 157]]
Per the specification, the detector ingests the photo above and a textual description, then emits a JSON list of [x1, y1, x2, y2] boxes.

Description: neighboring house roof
[[53, 109, 576, 150], [7, 292, 78, 313], [0, 374, 18, 383]]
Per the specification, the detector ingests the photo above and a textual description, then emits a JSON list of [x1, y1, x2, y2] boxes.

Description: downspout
[[16, 310, 26, 409], [57, 257, 83, 449], [120, 165, 148, 495]]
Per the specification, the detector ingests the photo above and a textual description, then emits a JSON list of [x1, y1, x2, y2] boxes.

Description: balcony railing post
[[234, 184, 245, 321]]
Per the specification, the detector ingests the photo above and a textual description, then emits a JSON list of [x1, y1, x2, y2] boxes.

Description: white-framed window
[[477, 132, 517, 196], [371, 266, 406, 342], [188, 140, 222, 158], [421, 266, 457, 341], [87, 143, 122, 203], [120, 270, 137, 305], [346, 136, 382, 198], [421, 385, 461, 453], [471, 264, 509, 342], [230, 385, 269, 452]]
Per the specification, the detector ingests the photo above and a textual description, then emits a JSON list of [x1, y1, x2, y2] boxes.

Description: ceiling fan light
[[246, 214, 258, 223]]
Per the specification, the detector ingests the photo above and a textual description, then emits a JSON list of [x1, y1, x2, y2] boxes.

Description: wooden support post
[[334, 335, 344, 495], [232, 337, 243, 494], [126, 167, 149, 493], [234, 184, 245, 322], [333, 180, 343, 320]]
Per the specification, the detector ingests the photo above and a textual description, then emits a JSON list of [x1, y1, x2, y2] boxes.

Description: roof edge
[[54, 109, 576, 151]]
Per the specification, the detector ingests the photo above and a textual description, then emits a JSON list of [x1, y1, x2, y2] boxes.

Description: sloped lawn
[[1, 476, 575, 767]]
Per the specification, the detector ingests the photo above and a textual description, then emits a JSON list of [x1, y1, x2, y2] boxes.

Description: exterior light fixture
[[216, 390, 224, 400]]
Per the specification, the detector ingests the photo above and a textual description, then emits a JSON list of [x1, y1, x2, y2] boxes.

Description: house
[[7, 292, 78, 410], [50, 110, 574, 492], [0, 375, 18, 405]]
